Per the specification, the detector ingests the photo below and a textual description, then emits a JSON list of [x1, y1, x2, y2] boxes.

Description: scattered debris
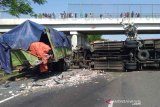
[[0, 69, 114, 99], [14, 69, 108, 93], [20, 84, 26, 89], [9, 91, 13, 94], [53, 79, 61, 84], [4, 81, 10, 88]]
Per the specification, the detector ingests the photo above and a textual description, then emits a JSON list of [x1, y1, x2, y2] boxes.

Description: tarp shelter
[[0, 20, 71, 73]]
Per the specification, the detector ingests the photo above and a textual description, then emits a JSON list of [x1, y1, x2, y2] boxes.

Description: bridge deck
[[0, 18, 160, 34]]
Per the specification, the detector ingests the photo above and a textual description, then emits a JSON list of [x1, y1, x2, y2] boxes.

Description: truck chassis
[[71, 21, 160, 71]]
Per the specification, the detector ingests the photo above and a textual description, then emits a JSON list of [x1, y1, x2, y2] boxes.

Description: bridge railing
[[2, 12, 160, 19], [1, 12, 160, 19], [1, 4, 160, 19], [32, 12, 160, 19]]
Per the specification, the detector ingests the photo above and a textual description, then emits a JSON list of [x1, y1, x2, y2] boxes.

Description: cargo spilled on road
[[0, 69, 115, 104]]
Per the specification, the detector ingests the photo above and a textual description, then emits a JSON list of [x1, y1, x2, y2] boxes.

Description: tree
[[87, 34, 102, 43], [0, 0, 47, 17]]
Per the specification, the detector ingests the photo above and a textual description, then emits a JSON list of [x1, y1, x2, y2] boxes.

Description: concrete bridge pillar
[[70, 31, 88, 50]]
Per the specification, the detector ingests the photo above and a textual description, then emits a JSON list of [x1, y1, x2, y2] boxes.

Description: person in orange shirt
[[29, 42, 53, 73]]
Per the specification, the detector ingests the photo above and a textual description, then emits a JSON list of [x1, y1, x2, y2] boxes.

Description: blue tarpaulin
[[0, 20, 45, 73], [0, 43, 11, 73], [0, 20, 71, 73], [2, 20, 44, 50], [49, 28, 64, 48], [59, 32, 71, 48], [49, 29, 71, 48]]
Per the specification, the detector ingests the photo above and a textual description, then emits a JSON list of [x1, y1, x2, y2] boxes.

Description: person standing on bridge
[[131, 11, 134, 18]]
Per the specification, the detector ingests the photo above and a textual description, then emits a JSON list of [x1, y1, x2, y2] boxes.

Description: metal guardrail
[[1, 12, 160, 19], [34, 13, 160, 19]]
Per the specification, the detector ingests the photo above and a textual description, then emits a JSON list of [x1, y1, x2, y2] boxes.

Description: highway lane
[[1, 71, 160, 107]]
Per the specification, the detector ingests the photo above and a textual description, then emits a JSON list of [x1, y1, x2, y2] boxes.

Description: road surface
[[0, 70, 160, 107]]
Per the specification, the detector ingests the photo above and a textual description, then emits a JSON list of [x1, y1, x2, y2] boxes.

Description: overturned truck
[[90, 38, 160, 71], [72, 22, 160, 71], [0, 20, 71, 73]]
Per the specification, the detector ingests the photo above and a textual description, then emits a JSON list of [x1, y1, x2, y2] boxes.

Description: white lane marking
[[0, 93, 21, 104], [108, 101, 114, 107]]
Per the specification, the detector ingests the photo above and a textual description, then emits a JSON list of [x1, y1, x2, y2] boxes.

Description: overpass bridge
[[1, 18, 160, 34], [0, 18, 160, 49]]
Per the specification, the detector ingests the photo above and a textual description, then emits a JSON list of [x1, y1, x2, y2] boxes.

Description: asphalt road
[[1, 71, 160, 107]]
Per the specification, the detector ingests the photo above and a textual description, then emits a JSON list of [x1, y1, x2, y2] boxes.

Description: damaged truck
[[72, 22, 160, 71], [0, 20, 71, 73]]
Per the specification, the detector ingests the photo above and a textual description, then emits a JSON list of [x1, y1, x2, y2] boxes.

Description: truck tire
[[125, 62, 137, 71], [63, 61, 68, 71], [66, 61, 70, 70], [55, 59, 66, 72], [79, 62, 88, 69], [125, 40, 138, 48], [89, 62, 94, 69], [60, 59, 68, 71], [138, 50, 149, 61]]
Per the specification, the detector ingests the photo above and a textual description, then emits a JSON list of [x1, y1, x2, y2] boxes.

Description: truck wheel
[[79, 62, 88, 69], [138, 50, 149, 61], [125, 62, 137, 71], [89, 62, 94, 69], [63, 61, 68, 71], [59, 59, 68, 71], [54, 59, 65, 72], [66, 61, 70, 70]]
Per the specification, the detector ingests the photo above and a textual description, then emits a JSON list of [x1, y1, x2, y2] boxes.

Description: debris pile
[[26, 69, 105, 90], [0, 69, 113, 99]]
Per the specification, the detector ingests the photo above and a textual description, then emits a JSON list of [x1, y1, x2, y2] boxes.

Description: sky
[[30, 0, 160, 40], [32, 0, 160, 13]]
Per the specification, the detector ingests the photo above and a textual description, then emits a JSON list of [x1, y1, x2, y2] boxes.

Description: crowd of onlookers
[[120, 11, 141, 18], [33, 13, 56, 18], [33, 11, 141, 19], [33, 11, 95, 19]]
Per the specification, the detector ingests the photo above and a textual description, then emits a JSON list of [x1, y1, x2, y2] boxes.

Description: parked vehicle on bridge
[[71, 21, 160, 71], [0, 20, 71, 73]]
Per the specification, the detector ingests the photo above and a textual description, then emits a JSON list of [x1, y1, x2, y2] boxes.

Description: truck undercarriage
[[71, 21, 160, 71]]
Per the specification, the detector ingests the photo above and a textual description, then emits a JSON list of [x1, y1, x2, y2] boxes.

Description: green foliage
[[0, 0, 47, 17], [87, 34, 102, 42]]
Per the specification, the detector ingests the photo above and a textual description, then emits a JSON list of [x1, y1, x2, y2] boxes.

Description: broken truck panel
[[11, 50, 40, 68], [48, 28, 72, 60]]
